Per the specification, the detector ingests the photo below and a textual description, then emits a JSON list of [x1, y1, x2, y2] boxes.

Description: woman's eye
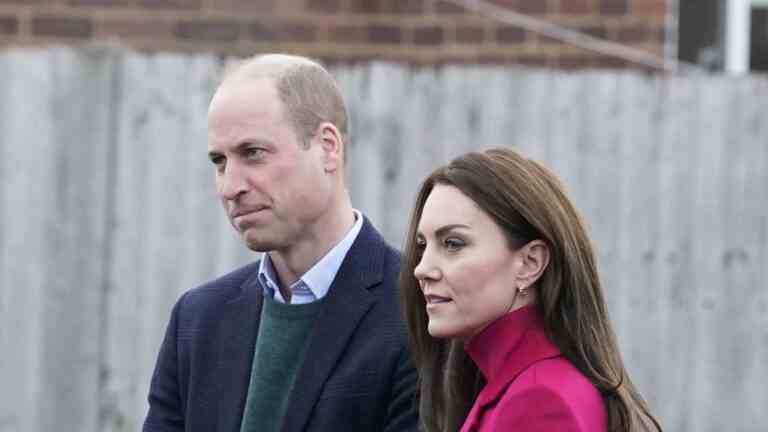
[[444, 238, 465, 251], [415, 238, 426, 251]]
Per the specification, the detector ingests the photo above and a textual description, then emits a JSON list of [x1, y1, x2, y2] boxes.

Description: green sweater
[[239, 296, 323, 432]]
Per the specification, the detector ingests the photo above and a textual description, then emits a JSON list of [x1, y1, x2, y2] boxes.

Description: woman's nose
[[413, 252, 440, 284]]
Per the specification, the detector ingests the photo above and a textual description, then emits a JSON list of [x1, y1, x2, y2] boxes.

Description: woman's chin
[[427, 322, 467, 339]]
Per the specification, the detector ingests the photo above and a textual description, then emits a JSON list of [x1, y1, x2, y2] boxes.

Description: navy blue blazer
[[144, 219, 418, 432]]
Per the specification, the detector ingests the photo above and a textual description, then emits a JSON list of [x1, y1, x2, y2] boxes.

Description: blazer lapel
[[281, 219, 385, 432], [216, 272, 264, 432]]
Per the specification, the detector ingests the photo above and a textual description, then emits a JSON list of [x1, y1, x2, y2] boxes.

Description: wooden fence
[[1, 47, 766, 432]]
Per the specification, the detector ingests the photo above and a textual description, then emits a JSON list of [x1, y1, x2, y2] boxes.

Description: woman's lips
[[425, 294, 452, 304]]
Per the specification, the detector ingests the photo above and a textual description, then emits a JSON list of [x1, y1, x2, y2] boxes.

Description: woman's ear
[[516, 239, 550, 289]]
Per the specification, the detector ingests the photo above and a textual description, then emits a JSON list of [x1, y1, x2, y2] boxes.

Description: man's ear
[[516, 240, 550, 289], [316, 122, 343, 173]]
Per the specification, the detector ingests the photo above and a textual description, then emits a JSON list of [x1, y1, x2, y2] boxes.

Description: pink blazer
[[460, 306, 607, 432]]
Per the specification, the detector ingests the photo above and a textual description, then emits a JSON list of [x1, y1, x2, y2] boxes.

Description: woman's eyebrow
[[434, 224, 470, 238]]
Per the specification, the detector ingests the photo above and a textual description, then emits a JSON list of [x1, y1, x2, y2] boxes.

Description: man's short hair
[[221, 54, 349, 148]]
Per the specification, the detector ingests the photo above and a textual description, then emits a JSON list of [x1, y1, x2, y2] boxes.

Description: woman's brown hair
[[399, 148, 662, 432]]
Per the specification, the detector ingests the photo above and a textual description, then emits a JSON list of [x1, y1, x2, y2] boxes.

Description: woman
[[400, 148, 662, 432]]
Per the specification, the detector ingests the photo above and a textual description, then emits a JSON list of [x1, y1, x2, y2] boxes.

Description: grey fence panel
[[0, 48, 117, 432], [743, 76, 768, 429], [0, 49, 54, 432], [654, 74, 701, 431], [1, 48, 767, 432]]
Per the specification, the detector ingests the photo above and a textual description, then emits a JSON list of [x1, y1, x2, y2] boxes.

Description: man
[[144, 54, 417, 432]]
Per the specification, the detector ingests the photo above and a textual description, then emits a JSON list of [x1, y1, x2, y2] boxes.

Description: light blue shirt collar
[[257, 209, 364, 305]]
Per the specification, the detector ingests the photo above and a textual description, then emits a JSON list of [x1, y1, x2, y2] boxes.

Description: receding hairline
[[220, 53, 328, 86], [214, 53, 350, 153]]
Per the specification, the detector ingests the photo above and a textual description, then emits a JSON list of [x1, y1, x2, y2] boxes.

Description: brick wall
[[0, 0, 671, 68]]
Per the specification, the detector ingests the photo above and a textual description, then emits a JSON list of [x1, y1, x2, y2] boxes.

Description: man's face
[[206, 78, 334, 252]]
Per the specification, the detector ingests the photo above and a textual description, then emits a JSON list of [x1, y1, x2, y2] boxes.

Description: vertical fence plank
[[745, 76, 768, 427], [42, 46, 118, 432], [546, 71, 586, 196], [614, 72, 663, 405], [0, 49, 55, 432], [718, 76, 768, 430], [750, 77, 768, 423], [575, 71, 624, 325], [689, 75, 730, 432], [654, 74, 700, 430]]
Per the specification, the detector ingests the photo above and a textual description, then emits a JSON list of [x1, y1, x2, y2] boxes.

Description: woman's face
[[414, 184, 528, 339]]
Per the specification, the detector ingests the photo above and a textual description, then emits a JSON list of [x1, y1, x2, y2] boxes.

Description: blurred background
[[0, 1, 766, 431]]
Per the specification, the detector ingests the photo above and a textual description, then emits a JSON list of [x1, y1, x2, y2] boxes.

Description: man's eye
[[210, 155, 225, 169], [444, 238, 465, 251], [246, 147, 266, 160]]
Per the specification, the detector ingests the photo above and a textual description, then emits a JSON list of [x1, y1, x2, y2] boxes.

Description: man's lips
[[230, 206, 269, 219]]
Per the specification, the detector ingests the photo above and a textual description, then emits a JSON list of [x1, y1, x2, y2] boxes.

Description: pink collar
[[465, 305, 561, 406]]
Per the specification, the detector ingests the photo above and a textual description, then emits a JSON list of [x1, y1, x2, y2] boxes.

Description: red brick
[[413, 25, 444, 45], [516, 0, 548, 14], [249, 20, 316, 42], [557, 55, 592, 69], [649, 24, 666, 41], [379, 0, 424, 13], [32, 15, 93, 38], [580, 24, 608, 39], [632, 0, 667, 16], [207, 0, 274, 13], [434, 55, 474, 65], [559, 0, 593, 14], [347, 0, 424, 13], [455, 25, 484, 43], [69, 0, 137, 6], [0, 16, 18, 35], [496, 25, 525, 43], [593, 56, 628, 67], [475, 54, 512, 64], [140, 0, 201, 8], [100, 17, 173, 38], [536, 34, 563, 46], [487, 0, 515, 9], [174, 19, 239, 41], [600, 0, 628, 14], [516, 55, 549, 66], [347, 0, 379, 13], [328, 25, 366, 43], [368, 24, 401, 43], [307, 0, 340, 13], [434, 0, 465, 13], [616, 23, 646, 42]]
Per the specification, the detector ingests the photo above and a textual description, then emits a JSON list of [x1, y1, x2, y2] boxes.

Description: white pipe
[[725, 0, 751, 74]]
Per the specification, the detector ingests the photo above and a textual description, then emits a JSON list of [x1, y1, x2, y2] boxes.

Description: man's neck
[[269, 202, 356, 293]]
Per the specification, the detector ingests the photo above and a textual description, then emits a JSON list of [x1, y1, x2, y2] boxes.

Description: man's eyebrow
[[207, 138, 274, 158], [238, 138, 274, 148]]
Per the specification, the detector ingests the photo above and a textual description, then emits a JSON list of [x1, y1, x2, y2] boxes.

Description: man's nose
[[218, 162, 249, 201]]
